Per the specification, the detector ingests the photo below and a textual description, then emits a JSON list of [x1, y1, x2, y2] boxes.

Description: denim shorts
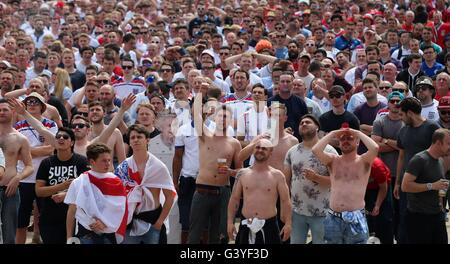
[[324, 209, 369, 244]]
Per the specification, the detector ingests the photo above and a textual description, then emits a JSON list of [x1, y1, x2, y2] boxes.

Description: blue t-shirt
[[335, 35, 361, 51]]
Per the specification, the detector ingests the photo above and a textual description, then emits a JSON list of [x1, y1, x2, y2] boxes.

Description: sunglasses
[[392, 88, 406, 93], [219, 52, 229, 56], [267, 19, 274, 22], [306, 43, 315, 47], [25, 98, 42, 106], [55, 134, 70, 140], [389, 99, 401, 104], [440, 110, 450, 115], [379, 86, 392, 90], [329, 93, 343, 99], [76, 112, 89, 117], [202, 66, 214, 70], [160, 69, 172, 73], [323, 64, 331, 68], [71, 123, 89, 129], [97, 79, 109, 84], [122, 65, 133, 70]]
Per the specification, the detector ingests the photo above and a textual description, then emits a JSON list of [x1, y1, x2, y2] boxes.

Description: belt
[[196, 184, 220, 196], [328, 208, 366, 219]]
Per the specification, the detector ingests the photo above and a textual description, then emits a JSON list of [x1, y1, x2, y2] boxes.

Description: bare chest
[[332, 158, 368, 183], [200, 138, 234, 162], [242, 174, 278, 194], [0, 133, 21, 156]]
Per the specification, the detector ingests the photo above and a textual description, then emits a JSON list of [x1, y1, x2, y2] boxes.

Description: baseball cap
[[416, 76, 434, 89], [201, 49, 215, 60], [0, 60, 11, 68], [140, 57, 152, 66], [24, 92, 47, 112], [387, 91, 405, 101], [299, 53, 311, 61], [329, 85, 345, 95], [298, 0, 310, 5], [39, 70, 52, 79], [438, 96, 450, 109]]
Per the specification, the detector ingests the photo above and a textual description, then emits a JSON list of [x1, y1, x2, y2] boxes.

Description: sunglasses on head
[[71, 123, 89, 129], [55, 134, 70, 140], [329, 93, 342, 99]]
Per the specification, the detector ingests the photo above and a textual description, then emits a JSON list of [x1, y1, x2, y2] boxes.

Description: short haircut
[[251, 83, 267, 96], [399, 97, 422, 114], [88, 100, 105, 112], [233, 69, 249, 80], [432, 128, 450, 144], [362, 78, 378, 88], [172, 78, 189, 88], [86, 143, 111, 161], [127, 124, 151, 139]]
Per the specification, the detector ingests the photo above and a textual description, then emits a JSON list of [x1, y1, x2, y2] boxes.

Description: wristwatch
[[426, 183, 433, 191]]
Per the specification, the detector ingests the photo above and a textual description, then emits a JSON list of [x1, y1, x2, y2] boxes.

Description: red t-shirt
[[367, 157, 391, 190], [436, 23, 450, 49]]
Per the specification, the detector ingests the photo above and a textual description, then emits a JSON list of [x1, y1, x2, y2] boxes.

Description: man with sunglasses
[[112, 57, 145, 100], [13, 92, 58, 244], [416, 77, 439, 122], [372, 91, 405, 240], [312, 125, 379, 244], [319, 85, 360, 150], [34, 127, 89, 243]]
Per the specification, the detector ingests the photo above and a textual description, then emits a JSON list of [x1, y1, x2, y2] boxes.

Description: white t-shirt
[[174, 123, 199, 178], [15, 118, 58, 183], [421, 99, 440, 122]]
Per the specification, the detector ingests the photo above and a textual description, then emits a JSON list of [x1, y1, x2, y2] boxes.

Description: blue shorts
[[324, 209, 369, 244]]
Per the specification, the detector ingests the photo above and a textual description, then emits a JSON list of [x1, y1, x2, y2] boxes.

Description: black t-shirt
[[319, 110, 360, 133], [36, 154, 89, 225], [69, 69, 86, 91], [268, 94, 308, 139], [406, 150, 447, 214], [48, 95, 69, 127]]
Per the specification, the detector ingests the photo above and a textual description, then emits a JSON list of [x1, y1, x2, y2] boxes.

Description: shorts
[[236, 216, 281, 244]]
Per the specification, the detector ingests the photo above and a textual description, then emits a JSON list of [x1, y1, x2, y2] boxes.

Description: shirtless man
[[228, 139, 291, 244], [238, 103, 298, 171], [312, 126, 379, 244], [0, 99, 33, 244], [188, 95, 242, 244], [86, 100, 126, 167]]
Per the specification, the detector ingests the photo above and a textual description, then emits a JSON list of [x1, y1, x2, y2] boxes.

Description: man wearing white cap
[[228, 138, 291, 244]]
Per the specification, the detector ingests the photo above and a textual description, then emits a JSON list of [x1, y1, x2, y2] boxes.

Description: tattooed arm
[[227, 168, 246, 240]]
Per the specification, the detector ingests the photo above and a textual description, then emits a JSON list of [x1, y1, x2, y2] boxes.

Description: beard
[[300, 129, 316, 140], [254, 153, 270, 162], [288, 51, 299, 60]]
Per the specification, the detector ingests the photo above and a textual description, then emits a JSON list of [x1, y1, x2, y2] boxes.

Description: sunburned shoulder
[[268, 167, 285, 179]]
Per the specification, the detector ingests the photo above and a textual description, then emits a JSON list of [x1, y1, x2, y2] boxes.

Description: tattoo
[[235, 169, 244, 181]]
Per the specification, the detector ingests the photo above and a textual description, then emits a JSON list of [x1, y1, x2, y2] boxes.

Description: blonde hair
[[54, 68, 72, 99]]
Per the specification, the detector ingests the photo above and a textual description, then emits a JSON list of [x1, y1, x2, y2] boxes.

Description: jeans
[[0, 187, 20, 244], [291, 211, 325, 244], [365, 187, 394, 244], [122, 226, 161, 244], [324, 212, 369, 244]]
